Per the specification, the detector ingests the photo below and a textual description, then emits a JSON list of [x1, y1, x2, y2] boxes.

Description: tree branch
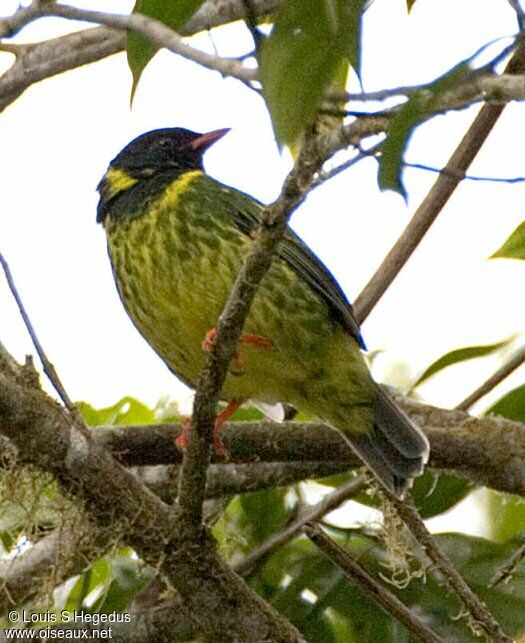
[[304, 523, 446, 643], [0, 600, 196, 643], [234, 476, 367, 576], [40, 4, 255, 83], [0, 0, 283, 114], [82, 391, 525, 498], [392, 498, 512, 642], [353, 40, 525, 323], [0, 348, 303, 642], [456, 343, 525, 411]]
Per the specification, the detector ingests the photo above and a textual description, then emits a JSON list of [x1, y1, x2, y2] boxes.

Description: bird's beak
[[191, 128, 230, 151]]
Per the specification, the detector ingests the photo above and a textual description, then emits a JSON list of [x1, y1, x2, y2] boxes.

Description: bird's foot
[[202, 327, 272, 371], [174, 399, 244, 456], [213, 399, 244, 455], [175, 416, 191, 451]]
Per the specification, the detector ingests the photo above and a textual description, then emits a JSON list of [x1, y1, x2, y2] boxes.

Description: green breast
[[104, 170, 374, 427], [105, 170, 247, 385]]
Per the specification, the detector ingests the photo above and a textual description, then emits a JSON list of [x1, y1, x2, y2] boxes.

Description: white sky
[[0, 1, 524, 535]]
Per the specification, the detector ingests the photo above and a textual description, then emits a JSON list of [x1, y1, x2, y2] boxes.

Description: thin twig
[[404, 160, 525, 184], [238, 0, 264, 49], [392, 497, 512, 642], [508, 0, 525, 30], [11, 4, 256, 85], [490, 540, 525, 587], [304, 523, 446, 643], [0, 251, 74, 410], [456, 344, 525, 411], [353, 40, 525, 324], [0, 1, 281, 115], [234, 475, 367, 576], [311, 140, 383, 189]]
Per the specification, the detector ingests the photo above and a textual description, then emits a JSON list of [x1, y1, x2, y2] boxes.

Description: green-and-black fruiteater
[[97, 127, 429, 497]]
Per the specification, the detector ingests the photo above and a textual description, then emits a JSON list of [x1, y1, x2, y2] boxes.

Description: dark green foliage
[[349, 470, 473, 519], [256, 530, 525, 642], [487, 383, 525, 423]]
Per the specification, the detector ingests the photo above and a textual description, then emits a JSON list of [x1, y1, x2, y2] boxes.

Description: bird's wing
[[224, 185, 366, 349]]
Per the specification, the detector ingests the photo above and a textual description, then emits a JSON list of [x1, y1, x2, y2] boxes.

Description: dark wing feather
[[224, 184, 365, 349]]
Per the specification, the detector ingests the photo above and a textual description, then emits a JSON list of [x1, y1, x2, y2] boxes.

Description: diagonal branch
[[456, 343, 525, 411], [0, 0, 283, 114], [305, 523, 446, 643], [353, 40, 525, 324], [392, 497, 512, 642], [0, 347, 303, 641], [234, 475, 367, 577]]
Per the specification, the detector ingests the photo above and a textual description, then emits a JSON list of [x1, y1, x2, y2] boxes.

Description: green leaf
[[378, 94, 425, 198], [485, 489, 525, 543], [62, 558, 110, 612], [76, 397, 155, 427], [431, 533, 525, 639], [411, 472, 474, 519], [260, 0, 365, 145], [379, 60, 472, 196], [260, 531, 525, 641], [350, 471, 473, 519], [486, 383, 525, 423], [491, 221, 525, 260], [127, 0, 206, 101], [240, 487, 295, 547], [93, 556, 152, 613], [410, 339, 511, 390]]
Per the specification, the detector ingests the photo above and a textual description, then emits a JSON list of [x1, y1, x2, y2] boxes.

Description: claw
[[202, 327, 272, 372], [174, 400, 244, 456], [175, 416, 191, 450]]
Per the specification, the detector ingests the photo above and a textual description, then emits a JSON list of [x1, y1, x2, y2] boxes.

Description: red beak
[[191, 128, 230, 151]]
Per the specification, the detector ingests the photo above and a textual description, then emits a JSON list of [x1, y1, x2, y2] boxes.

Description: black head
[[110, 127, 230, 173]]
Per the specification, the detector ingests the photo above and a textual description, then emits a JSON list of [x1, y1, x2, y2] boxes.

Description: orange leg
[[202, 327, 272, 370], [213, 399, 244, 455], [174, 400, 244, 456], [175, 416, 191, 450]]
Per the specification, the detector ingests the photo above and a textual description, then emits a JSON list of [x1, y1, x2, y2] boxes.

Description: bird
[[97, 127, 429, 497]]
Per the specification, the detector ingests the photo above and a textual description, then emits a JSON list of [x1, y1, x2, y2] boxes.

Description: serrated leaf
[[491, 221, 525, 260], [486, 383, 525, 423], [410, 339, 511, 390], [379, 59, 472, 196], [378, 94, 425, 198], [127, 0, 206, 101], [260, 0, 365, 145]]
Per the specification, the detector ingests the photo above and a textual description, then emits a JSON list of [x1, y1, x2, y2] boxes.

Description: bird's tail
[[349, 386, 429, 497]]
